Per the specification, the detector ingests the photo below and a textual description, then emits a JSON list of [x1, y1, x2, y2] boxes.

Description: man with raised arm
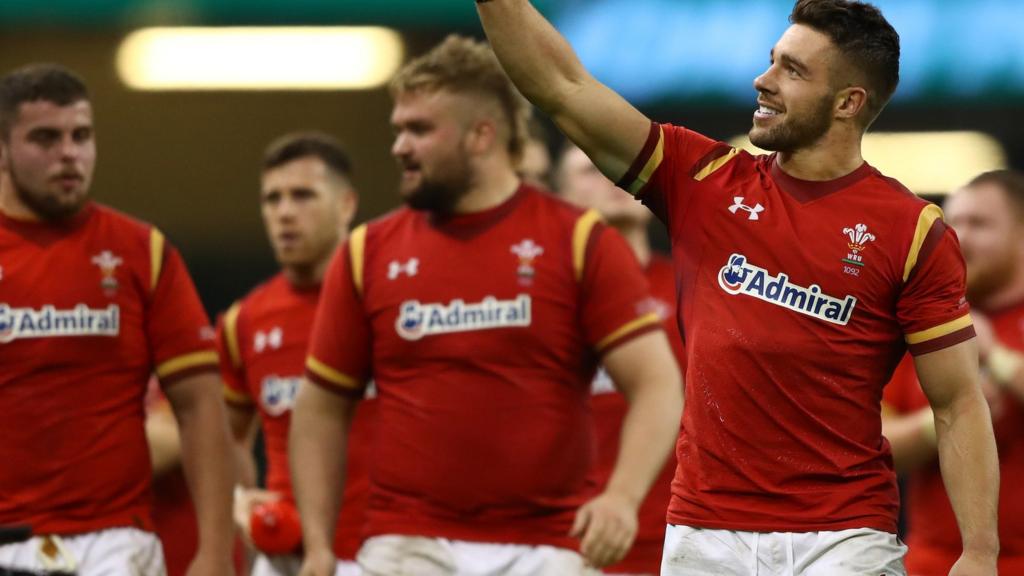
[[477, 1, 999, 574]]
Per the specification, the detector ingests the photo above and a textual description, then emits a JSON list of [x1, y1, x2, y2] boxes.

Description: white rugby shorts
[[661, 524, 907, 576], [357, 534, 601, 576], [0, 527, 165, 575]]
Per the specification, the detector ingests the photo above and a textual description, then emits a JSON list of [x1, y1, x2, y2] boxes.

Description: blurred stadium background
[[2, 0, 1022, 314]]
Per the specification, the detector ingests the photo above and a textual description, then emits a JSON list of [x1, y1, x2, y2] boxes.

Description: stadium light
[[729, 132, 1007, 195], [117, 27, 405, 91]]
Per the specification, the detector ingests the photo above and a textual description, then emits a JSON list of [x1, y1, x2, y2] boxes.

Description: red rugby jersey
[[592, 254, 683, 574], [305, 185, 661, 549], [0, 203, 217, 534], [618, 123, 974, 533], [217, 273, 375, 560], [884, 310, 1024, 575]]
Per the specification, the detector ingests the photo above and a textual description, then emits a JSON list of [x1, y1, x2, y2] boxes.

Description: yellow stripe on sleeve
[[349, 224, 368, 297], [905, 313, 974, 345], [693, 148, 739, 182], [223, 385, 253, 405], [572, 210, 603, 282], [625, 127, 666, 196], [596, 313, 661, 352], [902, 204, 944, 282], [306, 356, 361, 390], [222, 302, 243, 369], [150, 228, 166, 293], [156, 350, 219, 379]]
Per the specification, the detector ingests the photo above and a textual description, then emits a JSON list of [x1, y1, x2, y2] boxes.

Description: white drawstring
[[786, 532, 795, 576], [750, 532, 760, 575]]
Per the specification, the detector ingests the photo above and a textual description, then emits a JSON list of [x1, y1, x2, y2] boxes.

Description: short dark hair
[[262, 131, 353, 181], [789, 0, 900, 128], [967, 170, 1024, 219], [0, 63, 89, 138]]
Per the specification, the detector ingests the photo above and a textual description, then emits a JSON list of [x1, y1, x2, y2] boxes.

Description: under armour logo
[[254, 327, 283, 353], [388, 258, 420, 280], [728, 197, 765, 221]]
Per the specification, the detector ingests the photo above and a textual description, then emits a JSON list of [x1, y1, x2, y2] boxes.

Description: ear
[[337, 188, 359, 230], [835, 86, 868, 122], [465, 120, 498, 156]]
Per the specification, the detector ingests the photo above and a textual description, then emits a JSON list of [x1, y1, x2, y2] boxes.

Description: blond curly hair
[[390, 35, 531, 162]]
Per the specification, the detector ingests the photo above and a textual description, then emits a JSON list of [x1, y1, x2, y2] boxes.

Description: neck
[[283, 255, 330, 289], [975, 266, 1024, 312], [614, 221, 652, 267], [775, 128, 864, 181], [452, 156, 520, 214], [0, 177, 41, 221]]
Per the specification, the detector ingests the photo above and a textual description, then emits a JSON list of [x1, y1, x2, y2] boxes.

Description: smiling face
[[260, 156, 355, 274], [749, 24, 839, 153], [0, 99, 96, 220]]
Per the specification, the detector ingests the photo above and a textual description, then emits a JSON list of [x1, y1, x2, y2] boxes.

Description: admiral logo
[[260, 375, 301, 417], [718, 254, 857, 325], [0, 304, 120, 343], [396, 295, 531, 341]]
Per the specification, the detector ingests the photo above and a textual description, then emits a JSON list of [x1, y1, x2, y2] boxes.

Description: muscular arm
[[573, 331, 683, 567], [913, 339, 999, 564], [477, 0, 651, 182], [290, 381, 357, 559], [165, 373, 237, 573]]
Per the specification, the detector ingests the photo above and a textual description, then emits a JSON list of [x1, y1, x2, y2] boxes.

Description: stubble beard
[[6, 162, 88, 221], [403, 156, 474, 216], [750, 94, 834, 154]]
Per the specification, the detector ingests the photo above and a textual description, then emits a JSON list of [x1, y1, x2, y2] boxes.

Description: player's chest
[[241, 314, 311, 418], [0, 238, 141, 305], [364, 234, 574, 344], [692, 188, 897, 299]]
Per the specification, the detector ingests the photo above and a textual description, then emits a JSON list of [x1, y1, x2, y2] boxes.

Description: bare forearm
[[935, 392, 999, 556], [607, 379, 681, 505], [290, 385, 351, 552], [477, 0, 586, 114], [173, 387, 236, 556]]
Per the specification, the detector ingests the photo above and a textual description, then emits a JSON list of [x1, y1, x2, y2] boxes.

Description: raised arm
[[477, 0, 651, 183], [912, 339, 999, 575]]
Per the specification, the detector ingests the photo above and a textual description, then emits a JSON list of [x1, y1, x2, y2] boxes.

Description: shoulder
[[90, 203, 160, 244], [361, 206, 420, 241], [237, 272, 289, 314]]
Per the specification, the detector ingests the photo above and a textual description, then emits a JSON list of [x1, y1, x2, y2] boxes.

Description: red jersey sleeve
[[897, 206, 975, 356], [216, 302, 253, 406], [615, 122, 729, 229], [147, 230, 218, 387], [305, 226, 371, 398], [575, 212, 662, 355]]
